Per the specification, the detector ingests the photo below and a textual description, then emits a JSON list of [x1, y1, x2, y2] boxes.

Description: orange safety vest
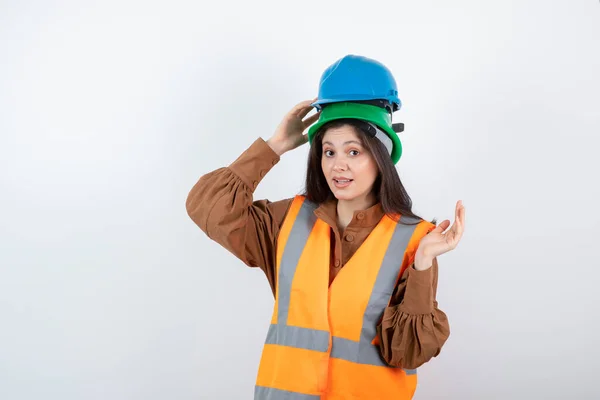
[[254, 195, 435, 400]]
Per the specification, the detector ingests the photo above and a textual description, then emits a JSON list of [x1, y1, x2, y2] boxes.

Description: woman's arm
[[185, 137, 293, 295], [376, 258, 451, 369], [186, 99, 321, 295]]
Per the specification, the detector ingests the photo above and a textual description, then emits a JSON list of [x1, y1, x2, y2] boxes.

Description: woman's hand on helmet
[[267, 99, 320, 156]]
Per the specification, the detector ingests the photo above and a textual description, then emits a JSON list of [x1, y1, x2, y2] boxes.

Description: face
[[321, 125, 379, 203]]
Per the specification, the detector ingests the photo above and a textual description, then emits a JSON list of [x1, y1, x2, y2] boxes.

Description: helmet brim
[[307, 102, 402, 164]]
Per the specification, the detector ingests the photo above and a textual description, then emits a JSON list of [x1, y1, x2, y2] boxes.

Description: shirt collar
[[313, 198, 385, 230]]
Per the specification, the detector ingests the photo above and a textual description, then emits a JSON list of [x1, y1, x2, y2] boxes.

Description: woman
[[186, 96, 465, 399]]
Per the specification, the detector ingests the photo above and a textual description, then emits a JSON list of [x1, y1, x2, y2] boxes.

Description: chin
[[333, 193, 353, 201], [330, 189, 359, 201]]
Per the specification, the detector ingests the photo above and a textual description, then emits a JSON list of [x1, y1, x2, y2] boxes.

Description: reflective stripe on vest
[[255, 386, 320, 400], [255, 196, 427, 399]]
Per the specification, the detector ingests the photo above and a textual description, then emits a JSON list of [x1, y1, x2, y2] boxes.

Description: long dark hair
[[301, 119, 436, 226]]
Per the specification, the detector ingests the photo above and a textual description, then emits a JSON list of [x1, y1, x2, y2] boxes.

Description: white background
[[1, 0, 599, 399]]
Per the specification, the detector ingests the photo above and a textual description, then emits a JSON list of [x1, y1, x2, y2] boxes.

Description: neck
[[336, 193, 377, 232]]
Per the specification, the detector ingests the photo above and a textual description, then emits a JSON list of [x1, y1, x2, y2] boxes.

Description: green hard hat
[[307, 102, 403, 164]]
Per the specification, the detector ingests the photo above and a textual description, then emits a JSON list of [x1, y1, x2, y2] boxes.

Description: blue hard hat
[[311, 54, 401, 112]]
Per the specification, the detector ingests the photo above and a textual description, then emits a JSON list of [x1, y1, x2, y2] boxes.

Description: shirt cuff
[[398, 264, 435, 315], [228, 137, 280, 191]]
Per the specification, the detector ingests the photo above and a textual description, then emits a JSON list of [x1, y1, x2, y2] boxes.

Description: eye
[[349, 150, 360, 156], [324, 150, 334, 157]]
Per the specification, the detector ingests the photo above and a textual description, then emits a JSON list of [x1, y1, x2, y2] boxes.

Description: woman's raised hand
[[267, 98, 320, 156]]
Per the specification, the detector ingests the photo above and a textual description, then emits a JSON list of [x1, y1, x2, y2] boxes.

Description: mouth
[[333, 178, 353, 188]]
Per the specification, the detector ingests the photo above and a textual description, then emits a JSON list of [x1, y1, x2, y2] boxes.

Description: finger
[[297, 106, 312, 119], [457, 209, 464, 230], [303, 111, 321, 127], [452, 214, 464, 240], [289, 101, 311, 117], [293, 98, 316, 116], [295, 98, 315, 109], [297, 105, 316, 120], [433, 219, 451, 233], [450, 219, 462, 237], [443, 220, 460, 245], [450, 226, 463, 247], [434, 220, 448, 231], [454, 200, 465, 225], [453, 206, 463, 227], [447, 222, 455, 235], [455, 204, 460, 227], [456, 200, 462, 217], [300, 132, 309, 145]]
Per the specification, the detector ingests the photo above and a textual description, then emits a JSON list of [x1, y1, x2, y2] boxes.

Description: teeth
[[335, 179, 350, 183]]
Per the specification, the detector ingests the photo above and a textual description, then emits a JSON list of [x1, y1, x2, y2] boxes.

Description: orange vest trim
[[254, 195, 434, 400]]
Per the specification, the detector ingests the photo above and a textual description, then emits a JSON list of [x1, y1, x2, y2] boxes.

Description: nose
[[333, 160, 348, 172]]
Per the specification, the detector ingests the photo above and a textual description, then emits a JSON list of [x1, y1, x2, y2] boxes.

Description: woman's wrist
[[414, 249, 433, 271], [266, 138, 286, 157]]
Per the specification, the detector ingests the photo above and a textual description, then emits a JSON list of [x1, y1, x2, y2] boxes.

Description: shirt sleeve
[[185, 137, 293, 295], [376, 257, 451, 369]]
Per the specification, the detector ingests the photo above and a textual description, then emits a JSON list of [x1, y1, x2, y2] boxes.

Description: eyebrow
[[322, 140, 362, 146]]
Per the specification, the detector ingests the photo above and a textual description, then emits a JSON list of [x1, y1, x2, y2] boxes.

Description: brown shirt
[[185, 137, 450, 369]]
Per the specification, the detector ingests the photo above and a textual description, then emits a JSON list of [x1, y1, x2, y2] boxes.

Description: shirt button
[[357, 212, 364, 220], [272, 160, 277, 166], [260, 170, 265, 177], [345, 234, 354, 242], [253, 180, 258, 187], [334, 259, 341, 267]]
